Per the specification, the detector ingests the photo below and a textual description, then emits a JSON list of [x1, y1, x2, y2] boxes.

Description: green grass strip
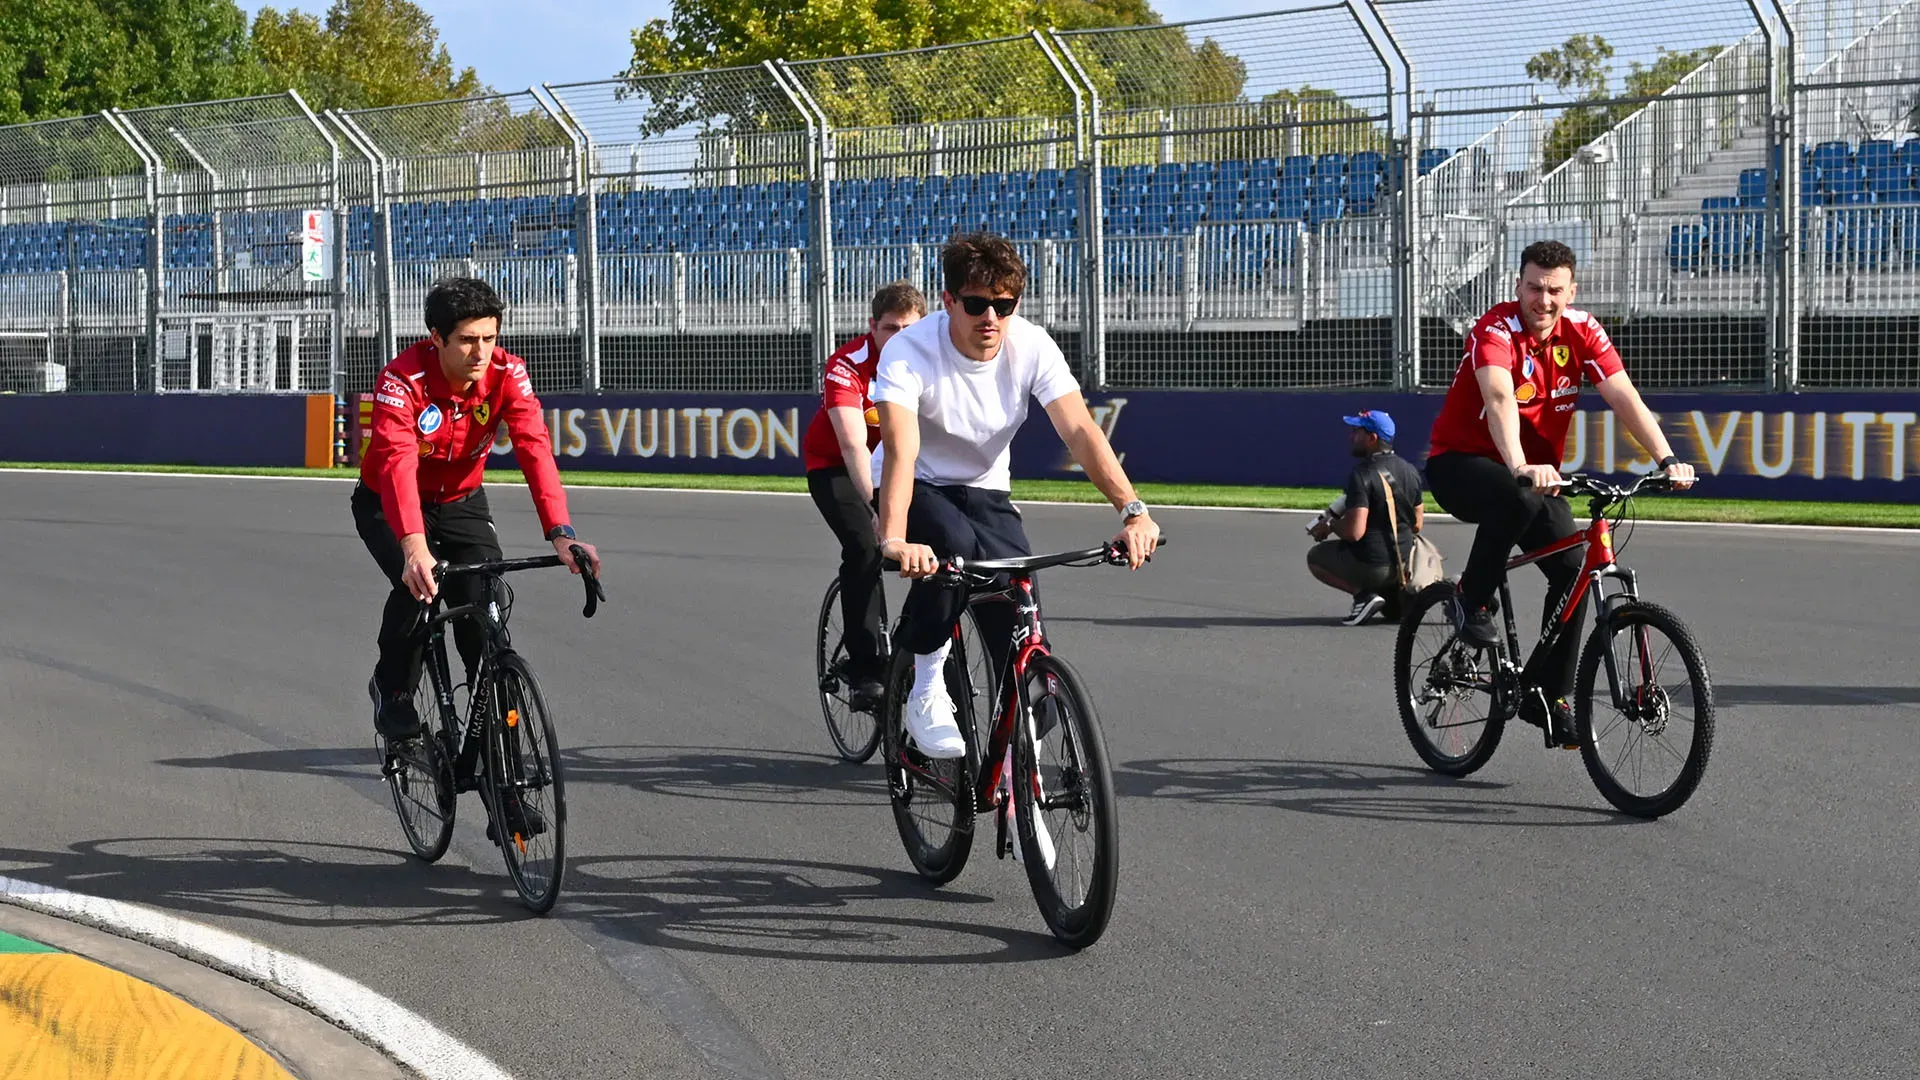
[[2, 461, 1913, 528], [0, 930, 57, 954]]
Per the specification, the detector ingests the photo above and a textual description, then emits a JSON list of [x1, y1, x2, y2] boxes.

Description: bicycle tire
[[381, 726, 455, 862], [484, 652, 569, 913], [1574, 601, 1715, 819], [1394, 580, 1505, 776], [879, 636, 977, 885], [817, 578, 882, 763], [1011, 652, 1120, 950]]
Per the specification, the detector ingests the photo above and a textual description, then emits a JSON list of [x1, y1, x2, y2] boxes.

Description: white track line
[[0, 874, 513, 1080], [0, 465, 1912, 534]]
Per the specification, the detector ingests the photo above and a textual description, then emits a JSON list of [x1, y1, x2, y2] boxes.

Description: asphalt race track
[[2, 471, 1916, 1079]]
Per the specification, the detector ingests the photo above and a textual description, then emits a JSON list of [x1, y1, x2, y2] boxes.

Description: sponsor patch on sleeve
[[376, 392, 408, 409]]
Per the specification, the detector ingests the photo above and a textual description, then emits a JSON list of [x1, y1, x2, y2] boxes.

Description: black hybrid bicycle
[[378, 546, 604, 913]]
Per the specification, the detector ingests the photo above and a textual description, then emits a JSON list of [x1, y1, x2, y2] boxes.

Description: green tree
[[621, 0, 1245, 136], [1529, 35, 1724, 173], [626, 0, 1157, 76], [1265, 85, 1389, 157], [0, 0, 267, 124], [252, 0, 485, 113]]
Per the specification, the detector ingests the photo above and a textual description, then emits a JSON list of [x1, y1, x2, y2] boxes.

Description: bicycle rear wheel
[[485, 652, 568, 913], [879, 635, 978, 884], [1395, 581, 1505, 776], [817, 578, 882, 763], [1011, 652, 1119, 949], [1574, 601, 1715, 818]]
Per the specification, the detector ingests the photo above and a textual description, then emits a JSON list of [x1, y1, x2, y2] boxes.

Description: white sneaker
[[905, 678, 966, 759]]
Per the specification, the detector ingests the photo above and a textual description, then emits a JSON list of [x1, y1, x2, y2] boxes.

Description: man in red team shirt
[[353, 277, 602, 740], [801, 281, 928, 712], [1425, 240, 1694, 743]]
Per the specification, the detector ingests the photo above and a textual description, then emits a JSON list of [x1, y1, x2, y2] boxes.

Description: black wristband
[[1658, 455, 1681, 469], [545, 524, 576, 542]]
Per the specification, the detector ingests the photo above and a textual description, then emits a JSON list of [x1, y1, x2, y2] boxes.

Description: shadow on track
[[160, 744, 888, 808], [1048, 614, 1353, 630], [0, 836, 522, 927], [150, 746, 1073, 964], [1716, 684, 1920, 708], [565, 853, 1072, 966], [1113, 758, 1640, 827]]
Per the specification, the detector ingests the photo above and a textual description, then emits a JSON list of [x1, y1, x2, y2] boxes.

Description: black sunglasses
[[956, 294, 1019, 318]]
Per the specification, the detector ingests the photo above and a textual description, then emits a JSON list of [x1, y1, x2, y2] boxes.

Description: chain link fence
[[0, 113, 154, 392], [0, 0, 1918, 412], [784, 34, 1089, 379], [547, 64, 818, 392], [1056, 6, 1397, 388], [335, 92, 579, 395], [1377, 0, 1777, 389], [112, 93, 345, 395]]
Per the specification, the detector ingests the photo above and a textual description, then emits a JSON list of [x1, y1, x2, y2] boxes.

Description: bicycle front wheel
[[1012, 653, 1119, 950], [485, 652, 568, 913], [879, 639, 977, 885], [1574, 601, 1715, 818], [380, 655, 455, 861], [817, 578, 882, 763], [1395, 581, 1504, 776]]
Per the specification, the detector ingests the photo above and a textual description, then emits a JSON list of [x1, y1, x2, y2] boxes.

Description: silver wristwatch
[[1120, 499, 1147, 520]]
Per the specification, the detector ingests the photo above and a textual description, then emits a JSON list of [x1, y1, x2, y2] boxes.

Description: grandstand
[[0, 0, 1914, 397]]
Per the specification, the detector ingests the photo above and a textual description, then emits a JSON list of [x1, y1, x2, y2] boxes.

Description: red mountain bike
[[1393, 471, 1715, 818], [878, 538, 1160, 949]]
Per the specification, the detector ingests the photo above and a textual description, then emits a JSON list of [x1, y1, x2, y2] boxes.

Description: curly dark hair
[[1519, 240, 1578, 275], [425, 277, 504, 339], [941, 231, 1028, 298]]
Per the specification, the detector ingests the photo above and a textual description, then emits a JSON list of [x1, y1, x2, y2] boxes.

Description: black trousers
[[1425, 452, 1585, 697], [899, 482, 1033, 685], [806, 466, 887, 678], [351, 483, 503, 695]]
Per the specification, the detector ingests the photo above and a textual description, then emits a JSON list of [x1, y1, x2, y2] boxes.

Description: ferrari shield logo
[[473, 400, 492, 427], [1552, 345, 1570, 367]]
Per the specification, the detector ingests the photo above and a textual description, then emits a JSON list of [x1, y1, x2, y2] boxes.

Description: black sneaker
[[1451, 600, 1501, 649], [1521, 694, 1581, 750], [487, 793, 548, 844], [369, 677, 423, 740], [848, 678, 886, 714], [1342, 593, 1387, 626]]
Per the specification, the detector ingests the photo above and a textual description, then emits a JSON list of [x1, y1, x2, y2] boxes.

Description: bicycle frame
[[1494, 497, 1650, 714], [957, 570, 1048, 817]]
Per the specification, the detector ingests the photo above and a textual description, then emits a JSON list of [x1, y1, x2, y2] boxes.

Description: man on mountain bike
[[354, 276, 603, 742], [1425, 239, 1694, 743], [873, 232, 1159, 759], [802, 281, 928, 713]]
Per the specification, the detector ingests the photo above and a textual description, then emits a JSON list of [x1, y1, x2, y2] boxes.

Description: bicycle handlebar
[[1517, 469, 1688, 504], [433, 543, 607, 618], [883, 535, 1168, 583]]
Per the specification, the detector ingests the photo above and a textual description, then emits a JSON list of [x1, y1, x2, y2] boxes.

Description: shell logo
[[1514, 382, 1538, 403], [864, 406, 880, 427]]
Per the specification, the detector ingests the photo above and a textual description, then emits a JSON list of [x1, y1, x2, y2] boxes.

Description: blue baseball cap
[[1342, 409, 1395, 441]]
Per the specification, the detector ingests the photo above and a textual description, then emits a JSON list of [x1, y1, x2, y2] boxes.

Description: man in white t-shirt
[[873, 232, 1160, 758]]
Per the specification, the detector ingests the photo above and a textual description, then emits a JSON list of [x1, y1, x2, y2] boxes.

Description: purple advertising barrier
[[491, 389, 1920, 502], [1009, 390, 1920, 501], [0, 393, 326, 467]]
